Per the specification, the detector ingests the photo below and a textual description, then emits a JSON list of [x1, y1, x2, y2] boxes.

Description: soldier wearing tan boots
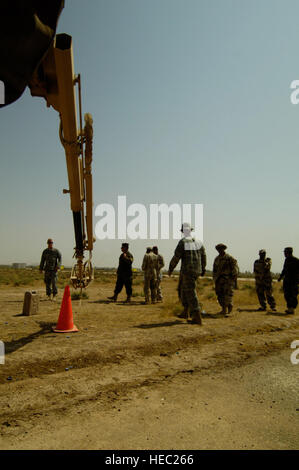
[[213, 244, 238, 317]]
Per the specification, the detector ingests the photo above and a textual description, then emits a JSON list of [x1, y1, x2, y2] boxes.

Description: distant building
[[12, 263, 27, 269]]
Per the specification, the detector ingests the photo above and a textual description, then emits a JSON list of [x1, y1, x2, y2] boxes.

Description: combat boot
[[224, 304, 233, 317], [178, 307, 188, 319], [124, 296, 131, 303], [107, 294, 117, 302], [190, 311, 202, 325], [227, 304, 233, 314], [218, 307, 227, 315], [285, 308, 295, 314], [257, 306, 266, 311]]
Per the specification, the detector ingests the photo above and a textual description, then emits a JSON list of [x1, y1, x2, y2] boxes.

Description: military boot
[[124, 296, 131, 303], [107, 294, 117, 302], [224, 304, 233, 317], [190, 311, 202, 325], [178, 307, 188, 319], [218, 306, 227, 315], [285, 308, 295, 314], [227, 304, 233, 315]]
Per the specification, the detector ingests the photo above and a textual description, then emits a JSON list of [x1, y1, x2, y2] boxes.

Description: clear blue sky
[[0, 0, 298, 272]]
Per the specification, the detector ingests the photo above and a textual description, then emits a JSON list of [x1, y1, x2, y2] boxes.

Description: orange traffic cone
[[52, 285, 79, 333]]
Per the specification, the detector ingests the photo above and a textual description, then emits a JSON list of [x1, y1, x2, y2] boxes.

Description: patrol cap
[[259, 249, 266, 254], [215, 243, 227, 251], [122, 242, 129, 248], [284, 247, 293, 253], [146, 246, 152, 252], [47, 238, 53, 244], [181, 222, 193, 232]]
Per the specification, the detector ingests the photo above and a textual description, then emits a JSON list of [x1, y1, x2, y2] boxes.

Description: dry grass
[[0, 267, 72, 289], [71, 291, 89, 300], [0, 268, 285, 313], [160, 276, 285, 315]]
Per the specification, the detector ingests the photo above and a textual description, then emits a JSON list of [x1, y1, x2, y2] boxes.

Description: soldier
[[142, 247, 158, 304], [108, 243, 133, 303], [278, 247, 299, 314], [253, 249, 276, 311], [153, 246, 165, 302], [168, 223, 206, 325], [213, 244, 238, 316], [39, 238, 62, 300]]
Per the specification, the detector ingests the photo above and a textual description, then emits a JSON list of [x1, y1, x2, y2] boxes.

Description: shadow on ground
[[266, 311, 293, 317], [202, 312, 225, 319], [236, 308, 260, 313], [4, 321, 56, 355], [135, 320, 184, 329]]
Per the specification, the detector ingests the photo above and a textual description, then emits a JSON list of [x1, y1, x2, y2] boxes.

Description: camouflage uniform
[[39, 248, 62, 297], [142, 252, 159, 303], [156, 253, 165, 301], [253, 257, 276, 310], [169, 236, 206, 321], [114, 251, 134, 299], [213, 253, 238, 311]]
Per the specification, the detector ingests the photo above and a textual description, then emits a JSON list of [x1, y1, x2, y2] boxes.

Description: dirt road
[[0, 277, 298, 449]]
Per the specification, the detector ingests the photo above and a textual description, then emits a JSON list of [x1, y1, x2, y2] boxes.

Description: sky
[[0, 0, 299, 273]]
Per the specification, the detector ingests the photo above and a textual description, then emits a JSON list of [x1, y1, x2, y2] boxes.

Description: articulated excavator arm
[[0, 1, 95, 288], [30, 34, 95, 288]]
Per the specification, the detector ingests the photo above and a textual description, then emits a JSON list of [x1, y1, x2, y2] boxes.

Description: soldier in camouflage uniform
[[213, 244, 238, 316], [153, 246, 165, 302], [278, 247, 299, 314], [108, 243, 134, 303], [253, 249, 276, 311], [39, 238, 62, 300], [142, 247, 159, 304], [168, 223, 206, 325]]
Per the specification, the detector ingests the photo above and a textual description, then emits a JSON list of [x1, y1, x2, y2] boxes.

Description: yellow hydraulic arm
[[0, 2, 94, 288], [30, 33, 95, 288]]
